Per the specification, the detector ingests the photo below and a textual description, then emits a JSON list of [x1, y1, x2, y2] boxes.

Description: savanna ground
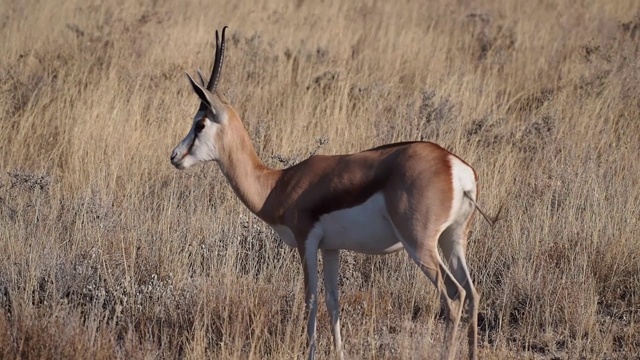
[[1, 0, 639, 359]]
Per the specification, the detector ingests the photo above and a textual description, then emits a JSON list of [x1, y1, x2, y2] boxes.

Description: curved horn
[[207, 26, 228, 92]]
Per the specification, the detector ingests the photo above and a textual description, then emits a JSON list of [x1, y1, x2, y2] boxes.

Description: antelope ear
[[186, 72, 213, 109], [196, 69, 207, 87]]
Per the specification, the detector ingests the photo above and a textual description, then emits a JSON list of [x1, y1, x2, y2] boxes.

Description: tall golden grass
[[1, 0, 639, 358]]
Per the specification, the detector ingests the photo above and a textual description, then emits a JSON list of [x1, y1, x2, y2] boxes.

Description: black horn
[[207, 26, 228, 92]]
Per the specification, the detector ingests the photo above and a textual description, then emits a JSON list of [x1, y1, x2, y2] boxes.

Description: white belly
[[318, 192, 403, 254], [270, 193, 404, 255]]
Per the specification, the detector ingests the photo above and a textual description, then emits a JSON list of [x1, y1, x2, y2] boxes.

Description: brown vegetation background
[[1, 0, 639, 358]]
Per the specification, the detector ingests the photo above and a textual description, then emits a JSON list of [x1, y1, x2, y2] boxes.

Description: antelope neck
[[216, 115, 281, 217]]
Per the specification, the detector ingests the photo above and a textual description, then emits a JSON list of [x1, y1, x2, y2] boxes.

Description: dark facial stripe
[[187, 118, 206, 154]]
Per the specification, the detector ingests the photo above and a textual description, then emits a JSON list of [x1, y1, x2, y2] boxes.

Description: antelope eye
[[195, 121, 205, 134]]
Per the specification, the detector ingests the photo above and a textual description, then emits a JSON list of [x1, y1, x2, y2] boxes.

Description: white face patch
[[170, 112, 221, 169]]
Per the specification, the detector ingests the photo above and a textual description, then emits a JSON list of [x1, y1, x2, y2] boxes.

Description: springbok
[[171, 26, 486, 360]]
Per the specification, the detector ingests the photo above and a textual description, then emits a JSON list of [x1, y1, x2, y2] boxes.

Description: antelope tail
[[464, 191, 504, 227]]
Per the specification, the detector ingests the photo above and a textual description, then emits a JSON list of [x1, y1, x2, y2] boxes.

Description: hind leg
[[439, 225, 479, 360], [396, 228, 466, 360]]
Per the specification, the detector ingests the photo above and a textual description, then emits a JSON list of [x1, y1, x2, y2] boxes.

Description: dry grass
[[1, 0, 640, 359]]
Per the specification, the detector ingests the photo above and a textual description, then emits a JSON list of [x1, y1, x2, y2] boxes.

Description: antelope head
[[171, 26, 229, 170]]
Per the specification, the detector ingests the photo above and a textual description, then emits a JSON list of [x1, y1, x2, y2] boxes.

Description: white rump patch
[[448, 155, 477, 227]]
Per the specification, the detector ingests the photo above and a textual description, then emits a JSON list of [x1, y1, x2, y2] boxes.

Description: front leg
[[322, 249, 344, 360], [297, 226, 323, 360]]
